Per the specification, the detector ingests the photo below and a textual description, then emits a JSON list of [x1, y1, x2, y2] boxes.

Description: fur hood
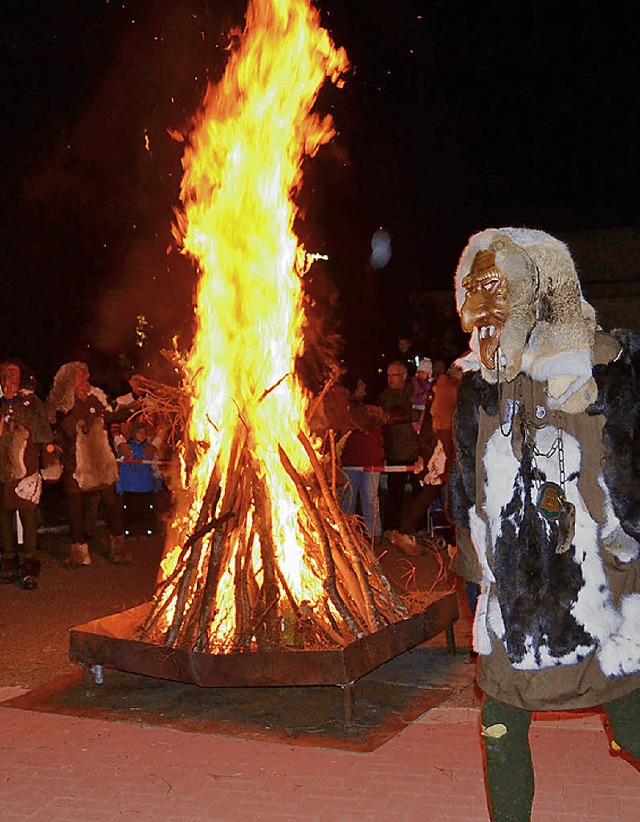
[[454, 228, 598, 413], [48, 362, 110, 415]]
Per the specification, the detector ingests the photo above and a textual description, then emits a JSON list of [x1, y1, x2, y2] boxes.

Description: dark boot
[[20, 555, 41, 590], [0, 553, 20, 584]]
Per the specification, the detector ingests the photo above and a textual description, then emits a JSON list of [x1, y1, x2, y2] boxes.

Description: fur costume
[[49, 365, 119, 493], [449, 227, 640, 711], [73, 421, 119, 491], [0, 390, 55, 509], [3, 426, 28, 481]]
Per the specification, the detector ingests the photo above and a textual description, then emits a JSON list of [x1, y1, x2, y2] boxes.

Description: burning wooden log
[[142, 418, 410, 654]]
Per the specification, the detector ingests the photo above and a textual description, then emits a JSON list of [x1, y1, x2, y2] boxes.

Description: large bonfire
[[142, 0, 409, 654]]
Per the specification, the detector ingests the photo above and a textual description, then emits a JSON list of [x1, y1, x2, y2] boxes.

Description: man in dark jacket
[[377, 361, 419, 531]]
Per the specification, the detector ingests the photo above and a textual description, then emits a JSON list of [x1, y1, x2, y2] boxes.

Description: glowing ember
[[143, 0, 408, 654]]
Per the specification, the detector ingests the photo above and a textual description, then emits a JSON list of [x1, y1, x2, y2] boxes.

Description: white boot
[[69, 542, 91, 568]]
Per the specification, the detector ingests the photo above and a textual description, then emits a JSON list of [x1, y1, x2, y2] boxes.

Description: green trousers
[[481, 689, 640, 821]]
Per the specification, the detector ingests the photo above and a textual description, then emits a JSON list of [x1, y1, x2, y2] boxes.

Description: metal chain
[[557, 423, 566, 493], [495, 365, 567, 494], [496, 355, 516, 437]]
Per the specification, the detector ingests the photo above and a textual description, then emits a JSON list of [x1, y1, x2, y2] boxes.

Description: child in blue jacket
[[114, 421, 165, 537]]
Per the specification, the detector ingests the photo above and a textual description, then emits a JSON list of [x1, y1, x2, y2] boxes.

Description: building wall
[[559, 227, 639, 332]]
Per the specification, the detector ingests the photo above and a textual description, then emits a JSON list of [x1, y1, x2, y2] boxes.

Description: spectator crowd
[[0, 340, 466, 591], [315, 336, 466, 557]]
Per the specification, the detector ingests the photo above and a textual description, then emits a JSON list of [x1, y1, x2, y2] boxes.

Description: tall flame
[[150, 0, 351, 650], [178, 0, 346, 507]]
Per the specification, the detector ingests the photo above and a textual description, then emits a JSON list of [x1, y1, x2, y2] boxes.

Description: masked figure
[[448, 228, 639, 820], [49, 362, 128, 567], [0, 361, 59, 588]]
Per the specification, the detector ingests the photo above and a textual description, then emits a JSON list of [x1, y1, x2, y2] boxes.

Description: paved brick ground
[[1, 687, 637, 820], [1, 538, 637, 819]]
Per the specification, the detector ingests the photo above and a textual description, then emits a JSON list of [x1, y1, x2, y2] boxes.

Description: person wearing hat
[[410, 357, 433, 434]]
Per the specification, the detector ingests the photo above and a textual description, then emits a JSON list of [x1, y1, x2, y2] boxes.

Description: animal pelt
[[49, 364, 111, 416], [450, 372, 596, 666], [49, 362, 86, 414], [450, 358, 640, 674], [73, 422, 119, 491], [447, 371, 497, 528], [2, 426, 28, 482], [492, 424, 593, 666], [589, 328, 640, 543]]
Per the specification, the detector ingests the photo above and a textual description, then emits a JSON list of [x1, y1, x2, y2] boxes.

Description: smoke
[[6, 1, 238, 383], [370, 229, 392, 269]]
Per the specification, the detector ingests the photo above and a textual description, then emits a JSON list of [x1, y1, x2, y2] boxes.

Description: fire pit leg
[[340, 681, 355, 726], [81, 663, 104, 687], [445, 623, 457, 656]]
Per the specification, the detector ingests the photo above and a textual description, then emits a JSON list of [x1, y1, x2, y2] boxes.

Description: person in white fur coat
[[48, 361, 129, 567]]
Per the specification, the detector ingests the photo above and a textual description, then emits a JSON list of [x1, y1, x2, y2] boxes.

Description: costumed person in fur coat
[[48, 361, 129, 567], [447, 228, 639, 820], [0, 361, 60, 588]]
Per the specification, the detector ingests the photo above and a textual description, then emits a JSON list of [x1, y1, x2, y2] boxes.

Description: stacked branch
[[141, 426, 408, 654], [125, 374, 188, 449]]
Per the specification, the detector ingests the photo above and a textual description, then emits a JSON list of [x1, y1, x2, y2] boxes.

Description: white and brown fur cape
[[448, 229, 640, 684]]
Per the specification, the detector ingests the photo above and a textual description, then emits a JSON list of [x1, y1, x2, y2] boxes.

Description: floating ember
[[137, 0, 414, 656]]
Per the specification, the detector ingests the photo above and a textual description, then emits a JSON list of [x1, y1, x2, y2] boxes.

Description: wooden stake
[[277, 444, 363, 638]]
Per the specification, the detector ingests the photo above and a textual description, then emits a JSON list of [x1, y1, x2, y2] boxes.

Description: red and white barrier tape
[[342, 465, 416, 473], [117, 459, 413, 471], [117, 458, 172, 465]]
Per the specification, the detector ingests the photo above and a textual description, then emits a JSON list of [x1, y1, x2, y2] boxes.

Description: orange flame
[[155, 0, 348, 648]]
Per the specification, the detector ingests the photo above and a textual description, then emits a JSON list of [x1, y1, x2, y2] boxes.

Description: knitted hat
[[416, 358, 433, 376]]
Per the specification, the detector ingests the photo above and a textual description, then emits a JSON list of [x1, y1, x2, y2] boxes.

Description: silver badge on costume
[[504, 399, 520, 427]]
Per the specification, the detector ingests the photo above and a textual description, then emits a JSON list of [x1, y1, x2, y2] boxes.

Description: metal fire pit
[[69, 592, 458, 723]]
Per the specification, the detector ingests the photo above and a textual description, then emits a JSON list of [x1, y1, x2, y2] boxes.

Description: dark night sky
[[2, 0, 638, 387]]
